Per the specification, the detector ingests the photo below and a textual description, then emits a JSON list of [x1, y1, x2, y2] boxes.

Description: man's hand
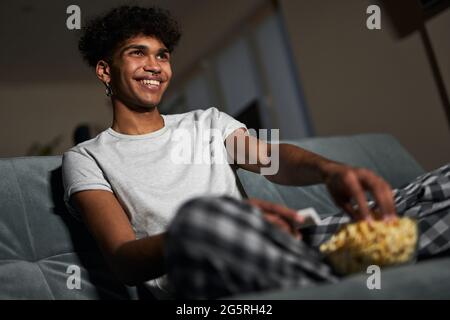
[[322, 163, 397, 221], [246, 198, 304, 240]]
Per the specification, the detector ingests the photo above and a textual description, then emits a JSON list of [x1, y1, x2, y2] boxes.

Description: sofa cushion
[[233, 255, 450, 299]]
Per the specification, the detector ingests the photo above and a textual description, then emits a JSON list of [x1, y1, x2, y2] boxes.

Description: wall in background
[[163, 8, 312, 140], [0, 83, 112, 156], [279, 0, 450, 170], [427, 7, 450, 100], [0, 0, 448, 171], [0, 0, 266, 157]]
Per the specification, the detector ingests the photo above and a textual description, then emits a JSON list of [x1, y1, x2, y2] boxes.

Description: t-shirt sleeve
[[209, 107, 248, 141], [62, 148, 113, 219]]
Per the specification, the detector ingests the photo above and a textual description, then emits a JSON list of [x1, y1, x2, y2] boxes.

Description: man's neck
[[111, 99, 165, 135]]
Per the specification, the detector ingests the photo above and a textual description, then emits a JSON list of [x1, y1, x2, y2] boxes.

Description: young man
[[63, 6, 449, 299]]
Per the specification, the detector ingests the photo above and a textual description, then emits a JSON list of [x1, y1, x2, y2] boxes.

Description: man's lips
[[135, 78, 163, 92], [135, 75, 164, 82]]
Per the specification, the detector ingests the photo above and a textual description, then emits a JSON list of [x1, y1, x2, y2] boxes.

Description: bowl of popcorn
[[319, 217, 418, 275]]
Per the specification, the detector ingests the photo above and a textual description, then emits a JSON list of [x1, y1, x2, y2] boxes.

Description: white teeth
[[140, 79, 160, 86]]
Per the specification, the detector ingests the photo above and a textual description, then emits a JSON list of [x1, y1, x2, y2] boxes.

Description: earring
[[105, 83, 113, 97]]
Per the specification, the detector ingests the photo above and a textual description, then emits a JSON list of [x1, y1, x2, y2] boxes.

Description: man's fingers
[[263, 213, 302, 240], [373, 185, 397, 220], [358, 171, 397, 219], [326, 166, 398, 222], [247, 198, 304, 225], [345, 174, 372, 221], [248, 198, 304, 239], [264, 214, 289, 232], [269, 203, 304, 224]]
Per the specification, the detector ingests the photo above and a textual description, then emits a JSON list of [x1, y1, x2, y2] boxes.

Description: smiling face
[[100, 35, 173, 110]]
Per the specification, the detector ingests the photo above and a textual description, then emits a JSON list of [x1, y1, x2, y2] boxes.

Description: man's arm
[[225, 128, 339, 184], [71, 190, 166, 286], [225, 128, 396, 221]]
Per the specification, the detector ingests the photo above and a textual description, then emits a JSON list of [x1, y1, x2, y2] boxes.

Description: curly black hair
[[78, 6, 181, 68]]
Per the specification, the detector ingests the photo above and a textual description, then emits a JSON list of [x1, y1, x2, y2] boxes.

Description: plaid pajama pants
[[165, 164, 450, 299]]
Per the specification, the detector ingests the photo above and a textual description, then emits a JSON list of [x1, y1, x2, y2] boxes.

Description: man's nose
[[143, 57, 162, 74]]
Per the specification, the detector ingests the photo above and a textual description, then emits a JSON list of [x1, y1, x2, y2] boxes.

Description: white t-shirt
[[62, 107, 247, 298]]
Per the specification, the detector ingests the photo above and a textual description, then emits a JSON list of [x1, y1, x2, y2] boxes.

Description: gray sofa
[[1, 133, 449, 299]]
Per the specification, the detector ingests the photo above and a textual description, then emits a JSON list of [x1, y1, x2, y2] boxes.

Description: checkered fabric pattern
[[165, 164, 450, 299], [303, 163, 450, 259]]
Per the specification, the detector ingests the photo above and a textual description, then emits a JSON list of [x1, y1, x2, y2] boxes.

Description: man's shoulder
[[63, 129, 110, 160]]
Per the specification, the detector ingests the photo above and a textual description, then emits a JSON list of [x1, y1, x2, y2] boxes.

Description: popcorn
[[319, 217, 418, 275]]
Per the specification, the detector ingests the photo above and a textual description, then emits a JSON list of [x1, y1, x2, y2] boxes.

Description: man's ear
[[96, 60, 111, 83]]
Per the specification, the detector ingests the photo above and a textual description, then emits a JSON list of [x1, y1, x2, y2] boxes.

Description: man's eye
[[157, 53, 170, 61], [131, 50, 144, 56]]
